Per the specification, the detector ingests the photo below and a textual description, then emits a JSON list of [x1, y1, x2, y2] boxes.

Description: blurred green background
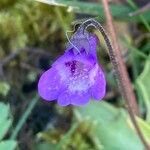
[[0, 0, 150, 149]]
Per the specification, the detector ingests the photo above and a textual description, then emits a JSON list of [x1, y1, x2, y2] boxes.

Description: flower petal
[[58, 90, 90, 106], [66, 26, 98, 57], [52, 50, 95, 83], [88, 34, 99, 59], [90, 67, 106, 100], [66, 28, 90, 54], [38, 67, 63, 101]]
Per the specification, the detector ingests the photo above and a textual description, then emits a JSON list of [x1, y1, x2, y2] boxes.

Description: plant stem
[[10, 95, 39, 140], [100, 0, 139, 115], [78, 18, 149, 148], [80, 18, 139, 114], [101, 0, 150, 149]]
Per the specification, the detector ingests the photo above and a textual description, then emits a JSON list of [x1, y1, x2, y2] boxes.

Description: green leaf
[[0, 140, 17, 150], [75, 101, 144, 150], [136, 58, 150, 122], [127, 0, 150, 31], [0, 82, 10, 97], [36, 142, 58, 150], [36, 0, 150, 22], [137, 117, 150, 142], [0, 103, 12, 141]]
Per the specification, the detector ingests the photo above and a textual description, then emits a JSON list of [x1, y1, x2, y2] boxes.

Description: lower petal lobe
[[90, 67, 106, 100], [58, 90, 90, 106], [38, 67, 62, 101]]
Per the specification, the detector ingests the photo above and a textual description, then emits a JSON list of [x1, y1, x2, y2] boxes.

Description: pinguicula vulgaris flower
[[38, 23, 106, 106]]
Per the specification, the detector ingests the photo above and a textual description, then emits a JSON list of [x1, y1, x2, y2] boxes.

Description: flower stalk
[[79, 16, 150, 149]]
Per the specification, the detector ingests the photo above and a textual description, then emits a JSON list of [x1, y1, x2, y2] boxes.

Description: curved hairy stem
[[77, 18, 150, 149]]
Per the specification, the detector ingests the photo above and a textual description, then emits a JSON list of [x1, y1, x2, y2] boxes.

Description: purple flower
[[38, 27, 106, 106]]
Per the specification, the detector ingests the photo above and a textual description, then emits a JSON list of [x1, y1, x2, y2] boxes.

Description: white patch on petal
[[57, 60, 99, 93], [89, 64, 99, 84], [68, 75, 90, 92], [56, 64, 71, 81]]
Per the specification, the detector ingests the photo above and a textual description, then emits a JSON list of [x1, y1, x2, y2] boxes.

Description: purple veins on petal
[[38, 26, 106, 106]]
